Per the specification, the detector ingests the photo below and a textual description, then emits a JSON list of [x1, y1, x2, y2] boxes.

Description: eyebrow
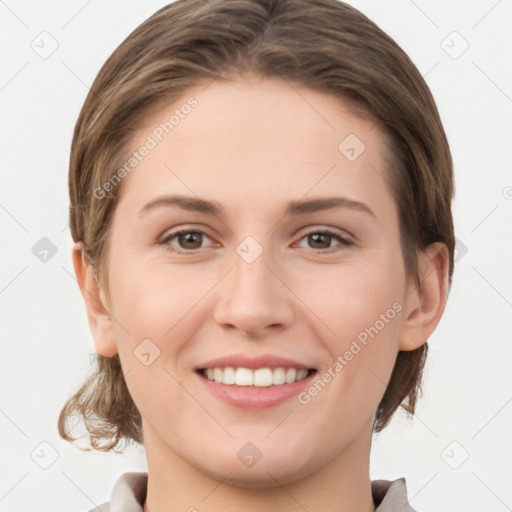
[[139, 194, 376, 219]]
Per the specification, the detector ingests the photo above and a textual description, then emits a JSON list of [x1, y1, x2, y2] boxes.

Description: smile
[[196, 366, 318, 409]]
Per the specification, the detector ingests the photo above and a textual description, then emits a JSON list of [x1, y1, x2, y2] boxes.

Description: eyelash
[[159, 227, 354, 255]]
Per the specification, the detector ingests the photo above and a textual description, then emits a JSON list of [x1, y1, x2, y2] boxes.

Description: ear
[[398, 242, 450, 351], [72, 241, 118, 357]]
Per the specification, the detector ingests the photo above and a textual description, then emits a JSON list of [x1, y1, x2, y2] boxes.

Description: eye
[[296, 229, 354, 253], [160, 229, 217, 254]]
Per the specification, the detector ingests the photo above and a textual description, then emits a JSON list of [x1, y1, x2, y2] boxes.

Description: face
[[97, 77, 416, 486]]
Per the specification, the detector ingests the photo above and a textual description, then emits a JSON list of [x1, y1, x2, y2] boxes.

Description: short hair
[[59, 0, 455, 452]]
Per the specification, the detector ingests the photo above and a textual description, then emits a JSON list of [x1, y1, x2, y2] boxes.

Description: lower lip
[[197, 371, 316, 409]]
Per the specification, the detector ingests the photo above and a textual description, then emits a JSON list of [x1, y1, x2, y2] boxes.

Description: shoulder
[[372, 477, 417, 512], [87, 472, 148, 512]]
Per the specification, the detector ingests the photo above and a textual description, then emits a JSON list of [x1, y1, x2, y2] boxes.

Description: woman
[[59, 0, 454, 510]]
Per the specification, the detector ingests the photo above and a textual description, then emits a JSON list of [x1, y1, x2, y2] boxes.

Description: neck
[[142, 420, 376, 512]]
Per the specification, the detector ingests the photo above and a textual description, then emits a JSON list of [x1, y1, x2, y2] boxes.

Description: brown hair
[[59, 0, 455, 452]]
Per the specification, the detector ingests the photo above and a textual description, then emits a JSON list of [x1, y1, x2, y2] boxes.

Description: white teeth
[[235, 367, 253, 386], [285, 368, 297, 384], [213, 367, 223, 382], [223, 366, 235, 385], [296, 369, 308, 381], [202, 367, 311, 387], [272, 367, 286, 385], [254, 368, 273, 387]]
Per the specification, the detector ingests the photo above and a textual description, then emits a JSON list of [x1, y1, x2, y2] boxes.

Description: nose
[[213, 245, 295, 337]]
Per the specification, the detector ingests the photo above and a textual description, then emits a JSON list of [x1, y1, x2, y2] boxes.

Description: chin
[[207, 460, 310, 489], [189, 442, 315, 489]]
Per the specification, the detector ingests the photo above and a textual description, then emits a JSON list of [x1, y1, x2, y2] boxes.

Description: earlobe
[[72, 241, 118, 357], [398, 242, 450, 351]]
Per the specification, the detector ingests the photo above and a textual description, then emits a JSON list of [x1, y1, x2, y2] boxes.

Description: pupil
[[310, 233, 330, 248], [180, 232, 202, 249]]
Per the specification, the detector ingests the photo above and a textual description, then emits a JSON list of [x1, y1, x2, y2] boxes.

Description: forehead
[[113, 77, 396, 224]]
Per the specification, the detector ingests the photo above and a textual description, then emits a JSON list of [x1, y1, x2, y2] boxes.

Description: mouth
[[195, 365, 318, 409], [196, 366, 317, 387]]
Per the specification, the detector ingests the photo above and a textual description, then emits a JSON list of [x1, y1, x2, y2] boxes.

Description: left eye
[[296, 230, 352, 252]]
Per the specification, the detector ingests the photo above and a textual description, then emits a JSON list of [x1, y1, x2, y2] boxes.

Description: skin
[[73, 76, 449, 512]]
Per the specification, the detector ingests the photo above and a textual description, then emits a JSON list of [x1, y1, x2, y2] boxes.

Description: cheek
[[303, 256, 404, 343], [108, 261, 225, 396], [108, 264, 209, 436], [109, 259, 211, 336], [298, 257, 404, 409]]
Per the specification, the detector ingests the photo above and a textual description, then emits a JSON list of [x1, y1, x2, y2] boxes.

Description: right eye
[[160, 229, 218, 254]]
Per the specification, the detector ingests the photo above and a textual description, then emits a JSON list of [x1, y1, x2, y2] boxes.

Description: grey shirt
[[90, 472, 417, 512]]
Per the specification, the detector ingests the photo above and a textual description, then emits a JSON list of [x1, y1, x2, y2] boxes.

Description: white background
[[1, 1, 511, 511]]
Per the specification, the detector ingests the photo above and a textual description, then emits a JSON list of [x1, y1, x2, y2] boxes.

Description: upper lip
[[197, 353, 315, 371]]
